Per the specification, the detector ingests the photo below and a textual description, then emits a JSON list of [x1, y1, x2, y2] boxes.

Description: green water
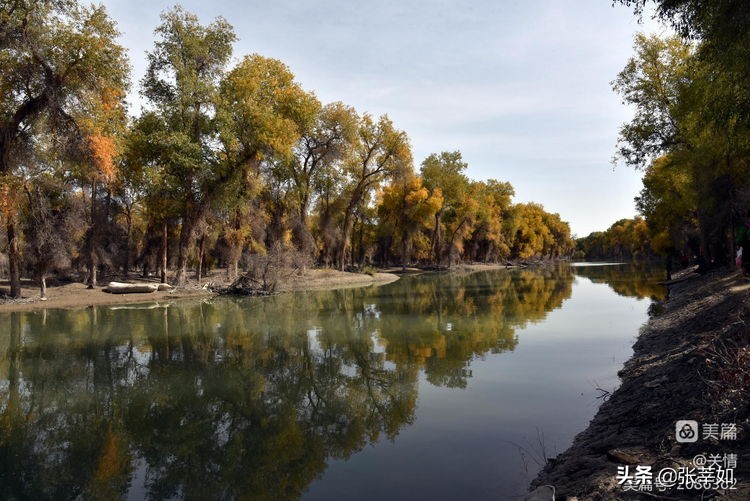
[[0, 263, 665, 500]]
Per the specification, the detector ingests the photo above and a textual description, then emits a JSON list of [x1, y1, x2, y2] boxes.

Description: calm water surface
[[0, 264, 665, 500]]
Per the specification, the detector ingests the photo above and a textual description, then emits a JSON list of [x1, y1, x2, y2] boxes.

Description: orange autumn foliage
[[86, 427, 130, 499], [87, 131, 118, 183], [0, 176, 22, 220], [99, 86, 124, 112]]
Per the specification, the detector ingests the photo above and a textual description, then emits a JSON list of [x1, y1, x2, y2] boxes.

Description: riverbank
[[0, 260, 565, 312], [0, 268, 400, 312], [528, 267, 750, 500]]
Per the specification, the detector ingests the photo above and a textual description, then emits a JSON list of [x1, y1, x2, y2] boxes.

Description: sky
[[101, 0, 666, 237]]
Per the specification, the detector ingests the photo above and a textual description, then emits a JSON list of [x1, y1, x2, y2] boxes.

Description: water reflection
[[0, 265, 648, 499], [571, 262, 666, 300]]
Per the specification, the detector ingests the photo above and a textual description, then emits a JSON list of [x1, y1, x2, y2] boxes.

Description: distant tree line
[[0, 2, 574, 297], [575, 217, 658, 260]]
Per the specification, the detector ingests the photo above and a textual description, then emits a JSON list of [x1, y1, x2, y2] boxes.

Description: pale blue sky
[[102, 0, 664, 236]]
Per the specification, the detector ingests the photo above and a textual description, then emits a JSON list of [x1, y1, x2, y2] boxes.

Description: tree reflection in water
[[0, 265, 651, 500], [571, 262, 666, 300]]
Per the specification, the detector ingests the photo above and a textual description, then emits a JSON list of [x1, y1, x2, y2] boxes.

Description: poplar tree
[[0, 0, 129, 296], [337, 114, 412, 270], [141, 6, 236, 286]]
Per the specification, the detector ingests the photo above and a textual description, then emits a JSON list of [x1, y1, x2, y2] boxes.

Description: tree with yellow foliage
[[466, 180, 515, 262], [377, 176, 443, 268], [420, 151, 470, 266], [337, 114, 412, 270]]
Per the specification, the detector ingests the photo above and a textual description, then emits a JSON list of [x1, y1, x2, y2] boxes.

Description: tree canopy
[[0, 0, 129, 296], [576, 1, 750, 265], [0, 3, 575, 296]]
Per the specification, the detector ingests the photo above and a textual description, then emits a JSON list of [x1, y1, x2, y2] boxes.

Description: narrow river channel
[[0, 263, 665, 500]]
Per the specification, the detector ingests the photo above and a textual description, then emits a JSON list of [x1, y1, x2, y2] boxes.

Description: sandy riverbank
[[528, 267, 750, 500], [452, 262, 522, 272], [0, 261, 556, 313], [0, 268, 400, 313]]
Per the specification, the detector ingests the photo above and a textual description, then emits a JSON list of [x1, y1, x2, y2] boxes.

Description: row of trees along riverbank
[[575, 217, 657, 261], [576, 0, 750, 265], [594, 1, 750, 267], [0, 2, 574, 298]]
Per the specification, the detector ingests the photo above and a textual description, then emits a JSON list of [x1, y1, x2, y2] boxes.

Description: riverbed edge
[[0, 269, 401, 313], [0, 260, 555, 313], [528, 266, 750, 500]]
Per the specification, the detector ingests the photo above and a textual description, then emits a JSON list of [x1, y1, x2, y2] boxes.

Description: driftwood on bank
[[658, 265, 700, 285], [103, 281, 173, 294]]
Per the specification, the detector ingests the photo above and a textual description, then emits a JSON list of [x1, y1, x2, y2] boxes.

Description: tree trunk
[[87, 179, 97, 289], [401, 233, 408, 271], [299, 192, 309, 230], [228, 208, 242, 281], [697, 211, 712, 268], [339, 209, 354, 271], [175, 218, 194, 287], [197, 235, 204, 283], [338, 190, 363, 271], [360, 219, 365, 269], [161, 221, 168, 284], [88, 254, 97, 289], [447, 218, 469, 269], [124, 209, 132, 276], [40, 272, 47, 299], [105, 188, 112, 249], [430, 209, 444, 267], [6, 221, 21, 298], [174, 193, 216, 287], [400, 197, 409, 270]]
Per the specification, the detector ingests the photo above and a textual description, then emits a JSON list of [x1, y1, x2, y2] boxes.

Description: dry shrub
[[231, 243, 312, 294]]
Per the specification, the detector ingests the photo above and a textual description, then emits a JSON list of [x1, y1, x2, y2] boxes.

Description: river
[[0, 263, 665, 500]]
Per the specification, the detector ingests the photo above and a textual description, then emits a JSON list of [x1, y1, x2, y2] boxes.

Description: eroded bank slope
[[530, 268, 750, 500]]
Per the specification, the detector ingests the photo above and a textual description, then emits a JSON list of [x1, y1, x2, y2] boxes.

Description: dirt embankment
[[0, 268, 400, 312], [529, 267, 750, 500]]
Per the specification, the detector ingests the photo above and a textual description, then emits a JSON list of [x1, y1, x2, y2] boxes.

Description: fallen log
[[103, 282, 159, 294]]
